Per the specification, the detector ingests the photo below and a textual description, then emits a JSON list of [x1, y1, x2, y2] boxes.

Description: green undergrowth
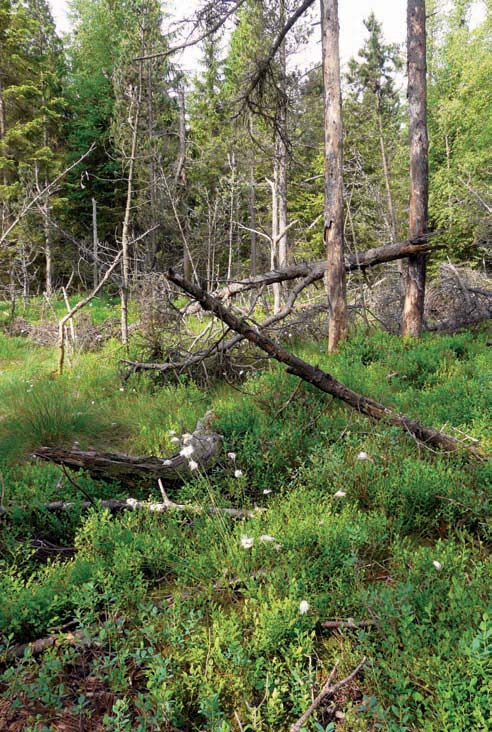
[[0, 325, 491, 730]]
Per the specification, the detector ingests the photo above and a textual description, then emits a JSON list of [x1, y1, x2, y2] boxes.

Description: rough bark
[[402, 0, 428, 337], [33, 412, 223, 483], [321, 0, 347, 351], [182, 236, 435, 315], [167, 270, 484, 457]]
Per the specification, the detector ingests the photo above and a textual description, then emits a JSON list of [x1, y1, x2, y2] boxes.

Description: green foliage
[[0, 325, 491, 730]]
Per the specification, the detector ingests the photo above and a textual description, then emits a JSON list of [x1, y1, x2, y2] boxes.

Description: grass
[[0, 313, 491, 730]]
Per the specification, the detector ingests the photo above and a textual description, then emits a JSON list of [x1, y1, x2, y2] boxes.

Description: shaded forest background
[[1, 0, 490, 301]]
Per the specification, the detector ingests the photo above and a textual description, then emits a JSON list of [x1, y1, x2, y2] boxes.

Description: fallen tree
[[167, 270, 485, 458], [32, 412, 223, 484], [182, 236, 434, 315]]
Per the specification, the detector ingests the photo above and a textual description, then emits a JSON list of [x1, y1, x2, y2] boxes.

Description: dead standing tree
[[402, 0, 428, 337], [321, 0, 347, 351]]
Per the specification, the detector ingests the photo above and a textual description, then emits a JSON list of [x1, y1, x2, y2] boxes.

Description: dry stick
[[166, 270, 485, 458], [58, 251, 122, 375], [289, 657, 367, 732], [182, 237, 436, 315], [321, 619, 378, 630]]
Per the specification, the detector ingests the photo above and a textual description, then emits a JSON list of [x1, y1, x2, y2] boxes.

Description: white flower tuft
[[263, 489, 272, 495], [241, 535, 254, 549], [432, 560, 442, 571], [234, 469, 244, 478], [170, 437, 180, 444], [333, 490, 346, 498], [168, 430, 176, 436], [299, 600, 310, 615], [180, 444, 195, 458], [259, 534, 275, 542], [188, 459, 198, 471], [357, 451, 369, 461], [227, 452, 237, 461]]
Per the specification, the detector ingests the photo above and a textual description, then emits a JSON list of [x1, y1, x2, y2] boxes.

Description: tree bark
[[402, 0, 428, 337], [167, 270, 484, 458], [321, 0, 347, 351], [91, 197, 99, 287]]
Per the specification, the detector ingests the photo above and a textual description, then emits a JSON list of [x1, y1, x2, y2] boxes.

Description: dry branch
[[289, 657, 367, 732], [0, 496, 257, 520], [32, 412, 223, 483], [167, 270, 485, 457], [182, 236, 434, 315]]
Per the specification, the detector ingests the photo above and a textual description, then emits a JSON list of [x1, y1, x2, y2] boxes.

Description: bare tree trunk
[[227, 153, 236, 281], [249, 158, 257, 276], [44, 199, 53, 296], [121, 66, 143, 346], [176, 85, 192, 282], [277, 0, 289, 295], [321, 0, 347, 351], [268, 176, 281, 313], [92, 198, 99, 287], [146, 59, 158, 270], [402, 0, 428, 337]]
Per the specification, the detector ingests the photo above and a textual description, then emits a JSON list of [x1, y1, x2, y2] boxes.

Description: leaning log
[[167, 270, 484, 458], [32, 412, 222, 483], [183, 236, 434, 315]]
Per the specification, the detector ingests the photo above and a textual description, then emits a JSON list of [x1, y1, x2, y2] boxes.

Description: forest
[[0, 0, 491, 729]]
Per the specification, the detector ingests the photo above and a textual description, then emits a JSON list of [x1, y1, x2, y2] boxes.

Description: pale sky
[[48, 0, 485, 75]]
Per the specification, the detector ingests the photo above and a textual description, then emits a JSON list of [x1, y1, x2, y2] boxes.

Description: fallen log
[[32, 412, 222, 484], [183, 236, 434, 315], [167, 270, 485, 458]]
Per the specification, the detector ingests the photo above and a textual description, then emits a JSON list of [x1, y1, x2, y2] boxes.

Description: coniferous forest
[[0, 0, 491, 729]]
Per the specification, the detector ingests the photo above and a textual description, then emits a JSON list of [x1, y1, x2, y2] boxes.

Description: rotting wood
[[167, 270, 485, 458], [182, 236, 435, 316], [32, 412, 223, 483]]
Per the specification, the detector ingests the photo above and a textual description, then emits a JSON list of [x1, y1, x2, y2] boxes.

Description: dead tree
[[402, 0, 428, 337], [167, 269, 484, 458], [182, 236, 435, 316], [321, 0, 347, 351], [33, 412, 223, 484]]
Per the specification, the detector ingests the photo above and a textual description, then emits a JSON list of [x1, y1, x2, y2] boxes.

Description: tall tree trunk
[[176, 85, 192, 282], [92, 197, 99, 287], [320, 0, 347, 351], [44, 198, 53, 296], [249, 157, 257, 277], [276, 0, 289, 295], [145, 58, 157, 271], [0, 78, 9, 239], [121, 67, 142, 346], [402, 0, 428, 337], [269, 176, 281, 313]]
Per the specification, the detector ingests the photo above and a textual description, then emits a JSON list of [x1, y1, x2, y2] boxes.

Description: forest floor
[[0, 296, 491, 731]]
